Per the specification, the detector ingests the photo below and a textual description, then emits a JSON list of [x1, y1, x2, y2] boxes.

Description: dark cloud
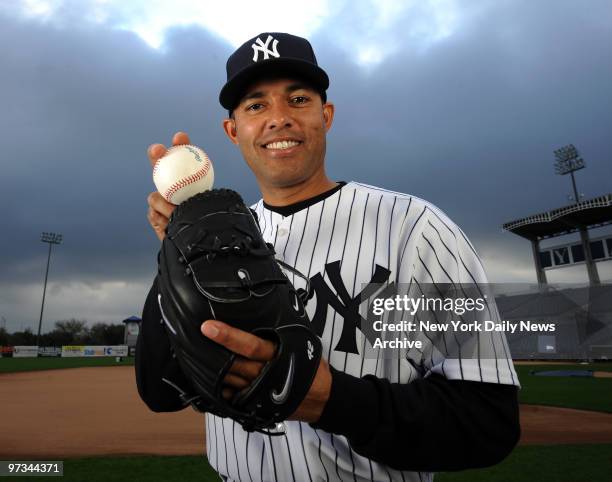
[[1, 1, 611, 330]]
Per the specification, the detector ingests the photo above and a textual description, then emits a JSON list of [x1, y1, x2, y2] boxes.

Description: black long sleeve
[[311, 366, 520, 472], [135, 276, 191, 412]]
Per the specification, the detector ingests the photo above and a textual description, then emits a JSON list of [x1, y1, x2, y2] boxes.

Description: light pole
[[37, 232, 63, 348], [554, 144, 585, 203], [553, 144, 599, 285]]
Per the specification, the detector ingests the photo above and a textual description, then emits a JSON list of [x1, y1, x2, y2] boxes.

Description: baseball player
[[137, 33, 520, 481]]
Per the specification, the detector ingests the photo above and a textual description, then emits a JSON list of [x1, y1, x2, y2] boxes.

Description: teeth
[[265, 140, 300, 150]]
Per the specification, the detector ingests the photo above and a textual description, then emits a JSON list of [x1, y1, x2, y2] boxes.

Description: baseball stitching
[[153, 145, 212, 203], [165, 159, 211, 202]]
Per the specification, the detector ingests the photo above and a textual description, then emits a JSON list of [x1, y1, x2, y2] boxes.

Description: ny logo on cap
[[252, 35, 280, 62]]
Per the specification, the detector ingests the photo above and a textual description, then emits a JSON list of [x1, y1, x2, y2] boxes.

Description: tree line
[[0, 319, 125, 346]]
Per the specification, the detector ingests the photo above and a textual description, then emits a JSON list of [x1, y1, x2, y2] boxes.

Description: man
[[137, 33, 520, 481]]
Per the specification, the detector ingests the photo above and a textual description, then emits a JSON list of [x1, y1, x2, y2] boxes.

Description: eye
[[246, 102, 264, 112], [291, 95, 309, 105]]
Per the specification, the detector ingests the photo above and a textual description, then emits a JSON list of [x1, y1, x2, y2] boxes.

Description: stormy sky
[[1, 0, 611, 332]]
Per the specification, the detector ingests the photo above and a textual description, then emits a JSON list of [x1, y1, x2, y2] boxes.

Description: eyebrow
[[240, 82, 313, 103]]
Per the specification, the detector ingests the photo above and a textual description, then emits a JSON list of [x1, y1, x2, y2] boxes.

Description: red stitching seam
[[164, 159, 211, 202]]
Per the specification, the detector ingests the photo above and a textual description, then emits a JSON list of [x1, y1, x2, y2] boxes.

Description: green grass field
[[514, 363, 612, 413], [437, 443, 612, 482], [0, 356, 135, 373], [9, 444, 612, 482]]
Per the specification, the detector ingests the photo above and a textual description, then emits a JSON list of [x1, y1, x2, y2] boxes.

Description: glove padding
[[157, 188, 322, 433]]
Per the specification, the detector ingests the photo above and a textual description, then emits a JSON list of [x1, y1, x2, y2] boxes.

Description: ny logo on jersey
[[251, 35, 280, 62], [310, 261, 393, 354]]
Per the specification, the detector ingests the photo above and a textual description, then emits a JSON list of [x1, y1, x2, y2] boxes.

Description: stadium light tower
[[37, 232, 63, 349], [553, 144, 600, 284], [554, 144, 585, 204]]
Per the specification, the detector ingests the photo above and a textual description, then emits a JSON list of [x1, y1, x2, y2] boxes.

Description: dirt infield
[[520, 405, 612, 444], [0, 366, 204, 458], [1, 366, 612, 458]]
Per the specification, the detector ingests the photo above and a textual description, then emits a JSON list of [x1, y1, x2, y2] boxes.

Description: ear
[[222, 117, 239, 145], [322, 102, 335, 132]]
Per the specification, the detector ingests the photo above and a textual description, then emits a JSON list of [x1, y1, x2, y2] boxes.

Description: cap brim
[[219, 58, 329, 111]]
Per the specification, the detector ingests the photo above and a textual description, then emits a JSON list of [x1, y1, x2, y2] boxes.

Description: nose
[[266, 101, 294, 130]]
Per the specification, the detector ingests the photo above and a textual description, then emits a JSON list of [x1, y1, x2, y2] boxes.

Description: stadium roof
[[503, 193, 612, 240]]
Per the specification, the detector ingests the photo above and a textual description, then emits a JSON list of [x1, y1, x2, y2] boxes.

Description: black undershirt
[[135, 182, 520, 472]]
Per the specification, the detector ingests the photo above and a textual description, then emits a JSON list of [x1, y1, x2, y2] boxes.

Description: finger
[[147, 206, 167, 228], [172, 131, 191, 146], [147, 207, 168, 240], [147, 192, 175, 219], [228, 357, 265, 381], [147, 143, 167, 168], [201, 320, 276, 361], [222, 372, 251, 389], [222, 387, 235, 400]]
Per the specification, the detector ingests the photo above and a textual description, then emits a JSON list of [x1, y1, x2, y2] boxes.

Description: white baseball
[[153, 145, 214, 205]]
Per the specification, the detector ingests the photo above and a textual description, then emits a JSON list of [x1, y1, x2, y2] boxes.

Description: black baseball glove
[[156, 188, 322, 434]]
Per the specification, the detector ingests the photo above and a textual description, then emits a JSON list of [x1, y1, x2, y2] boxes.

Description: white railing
[[503, 194, 612, 231]]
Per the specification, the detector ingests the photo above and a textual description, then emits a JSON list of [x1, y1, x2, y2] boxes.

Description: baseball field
[[1, 357, 611, 481]]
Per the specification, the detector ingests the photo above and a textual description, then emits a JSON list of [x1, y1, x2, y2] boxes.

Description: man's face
[[223, 77, 334, 191]]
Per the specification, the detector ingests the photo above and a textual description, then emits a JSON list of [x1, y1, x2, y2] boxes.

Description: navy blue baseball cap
[[219, 32, 329, 111]]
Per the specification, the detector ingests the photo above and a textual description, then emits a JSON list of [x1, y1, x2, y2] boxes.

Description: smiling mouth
[[263, 140, 302, 150]]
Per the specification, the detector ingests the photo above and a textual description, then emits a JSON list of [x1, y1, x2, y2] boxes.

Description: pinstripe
[[420, 232, 465, 379], [413, 277, 445, 376], [415, 247, 452, 363], [221, 418, 230, 477], [330, 188, 358, 481], [245, 431, 253, 482], [388, 197, 398, 270], [313, 189, 343, 479], [285, 206, 312, 480], [345, 192, 369, 372], [374, 195, 398, 379], [261, 204, 268, 234], [306, 200, 326, 276], [303, 200, 331, 478], [330, 433, 342, 481], [315, 428, 330, 481], [204, 182, 518, 482], [322, 191, 344, 361], [231, 421, 241, 481], [360, 193, 382, 378], [205, 414, 213, 466], [268, 434, 278, 482], [298, 422, 313, 482], [283, 433, 296, 482], [286, 207, 314, 482], [398, 205, 426, 277], [260, 442, 265, 482], [291, 207, 310, 285], [213, 415, 219, 472], [456, 253, 501, 382], [352, 182, 412, 198], [342, 192, 376, 480], [282, 216, 294, 259], [331, 189, 357, 360]]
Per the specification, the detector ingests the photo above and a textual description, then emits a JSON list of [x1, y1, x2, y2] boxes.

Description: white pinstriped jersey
[[205, 181, 519, 482]]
